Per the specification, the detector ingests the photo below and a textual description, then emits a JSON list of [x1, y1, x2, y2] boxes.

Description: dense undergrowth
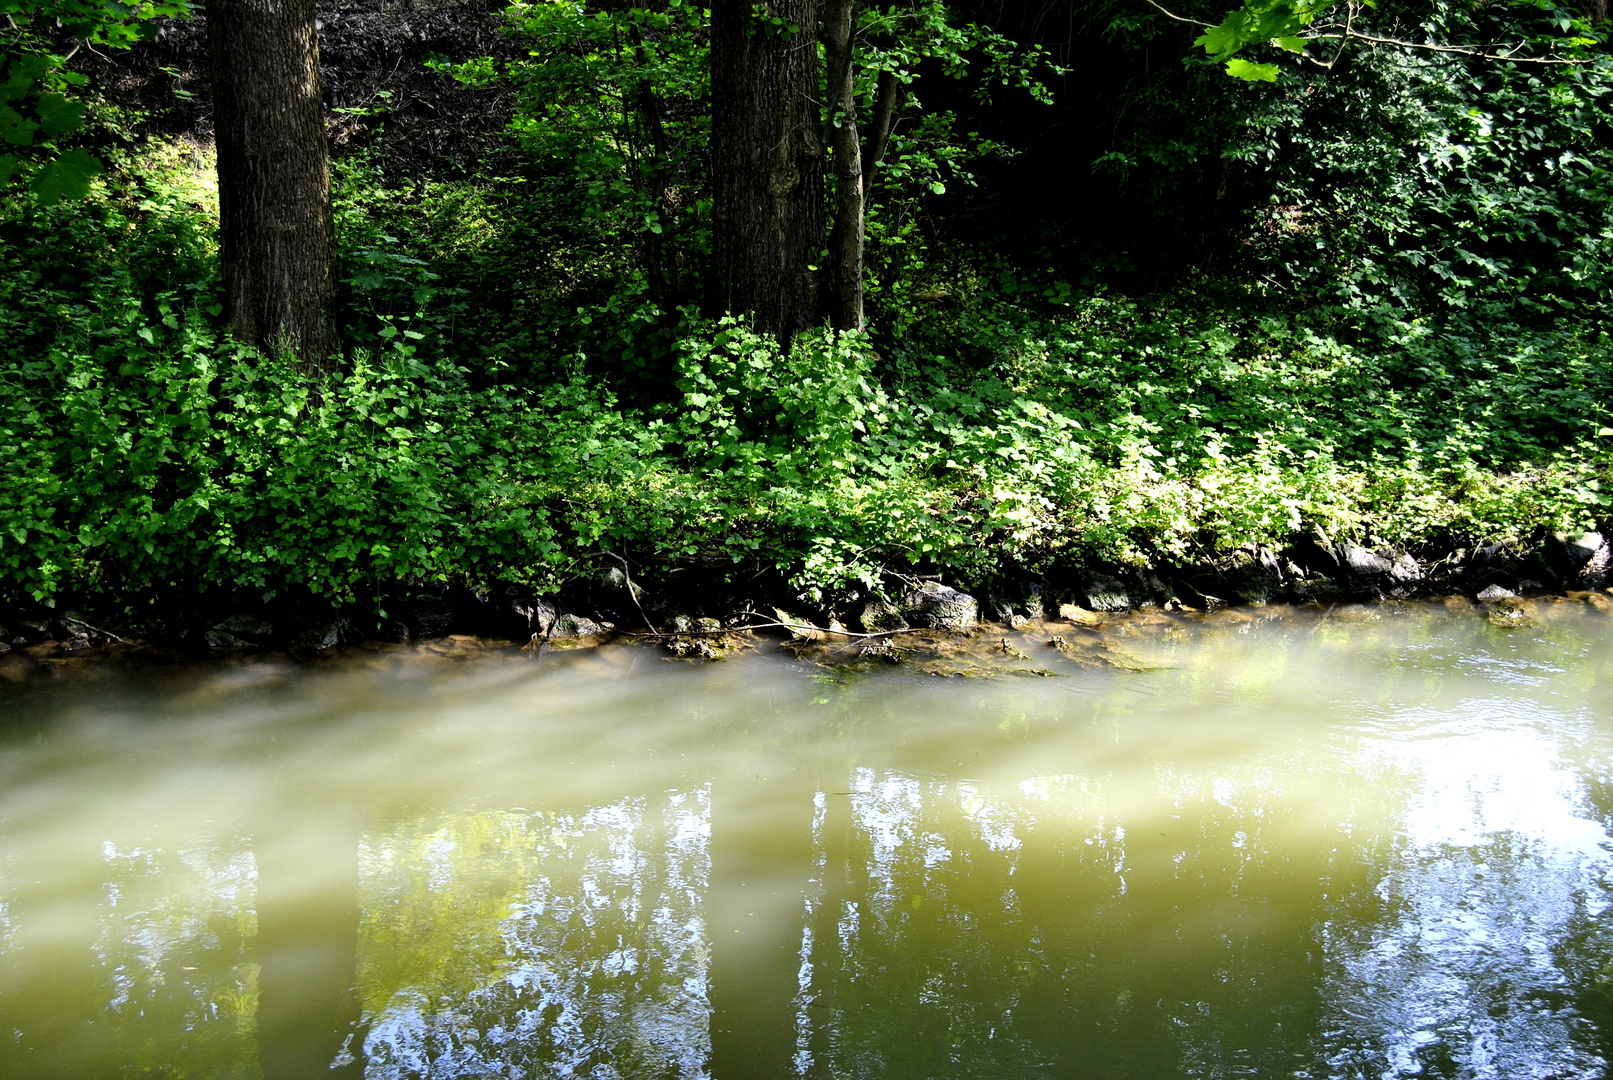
[[2, 132, 1610, 617]]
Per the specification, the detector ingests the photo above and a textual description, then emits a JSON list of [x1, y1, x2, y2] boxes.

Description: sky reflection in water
[[1, 601, 1612, 1078]]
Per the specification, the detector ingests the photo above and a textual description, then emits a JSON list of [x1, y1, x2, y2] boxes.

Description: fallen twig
[[618, 614, 925, 641], [602, 549, 659, 635], [63, 616, 126, 644]]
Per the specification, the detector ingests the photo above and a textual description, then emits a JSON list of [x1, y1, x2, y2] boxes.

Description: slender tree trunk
[[631, 27, 674, 305], [206, 0, 336, 371], [861, 69, 899, 198], [710, 0, 825, 340], [823, 0, 863, 331]]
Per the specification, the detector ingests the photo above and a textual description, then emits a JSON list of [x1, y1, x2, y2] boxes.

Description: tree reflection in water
[[95, 841, 261, 1078], [784, 733, 1613, 1080], [1319, 708, 1613, 1079], [354, 788, 712, 1079]]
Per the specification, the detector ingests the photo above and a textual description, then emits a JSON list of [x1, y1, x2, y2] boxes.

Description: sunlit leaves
[[1226, 57, 1281, 80], [1195, 0, 1605, 83]]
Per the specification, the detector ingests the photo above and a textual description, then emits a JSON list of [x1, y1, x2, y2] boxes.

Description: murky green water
[[4, 600, 1613, 1078]]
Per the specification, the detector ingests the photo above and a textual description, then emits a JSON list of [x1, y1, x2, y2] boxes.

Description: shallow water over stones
[[4, 598, 1613, 1078]]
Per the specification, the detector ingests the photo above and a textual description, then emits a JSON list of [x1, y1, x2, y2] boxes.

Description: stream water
[[3, 599, 1613, 1078]]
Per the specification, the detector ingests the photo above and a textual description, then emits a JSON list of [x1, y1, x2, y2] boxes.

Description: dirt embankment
[[74, 0, 525, 177]]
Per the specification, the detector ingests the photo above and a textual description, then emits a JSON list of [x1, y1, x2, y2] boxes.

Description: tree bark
[[823, 0, 864, 331], [206, 0, 336, 370], [861, 69, 900, 196], [630, 25, 674, 305], [710, 0, 825, 340]]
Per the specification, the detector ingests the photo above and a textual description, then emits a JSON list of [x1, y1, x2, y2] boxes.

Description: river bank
[[4, 527, 1610, 680]]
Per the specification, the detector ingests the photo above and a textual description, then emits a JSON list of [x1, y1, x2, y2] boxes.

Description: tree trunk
[[206, 0, 336, 371], [630, 26, 674, 305], [710, 0, 825, 340], [823, 0, 864, 332], [861, 69, 900, 197]]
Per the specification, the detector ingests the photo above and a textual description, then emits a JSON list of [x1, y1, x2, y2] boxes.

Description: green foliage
[[1097, 0, 1613, 323], [432, 0, 708, 308], [1193, 0, 1601, 81], [0, 0, 189, 201], [426, 0, 1062, 327], [4, 0, 1613, 616], [4, 140, 1610, 611]]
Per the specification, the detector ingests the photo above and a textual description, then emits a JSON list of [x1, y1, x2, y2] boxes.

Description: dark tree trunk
[[631, 28, 674, 305], [862, 69, 900, 196], [206, 0, 336, 370], [710, 0, 825, 340], [823, 0, 864, 332]]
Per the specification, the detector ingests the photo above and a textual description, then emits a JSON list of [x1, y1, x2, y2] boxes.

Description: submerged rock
[[1056, 603, 1104, 627], [665, 637, 722, 660]]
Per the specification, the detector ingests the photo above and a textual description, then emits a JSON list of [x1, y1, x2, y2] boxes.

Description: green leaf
[[1194, 16, 1247, 57], [1273, 35, 1306, 52], [1251, 5, 1301, 40], [29, 146, 102, 204], [0, 153, 16, 186], [3, 55, 49, 100], [0, 104, 38, 147], [36, 93, 87, 138], [1225, 57, 1280, 81]]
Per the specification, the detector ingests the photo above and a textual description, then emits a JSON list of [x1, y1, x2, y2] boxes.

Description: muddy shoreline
[[4, 524, 1608, 673], [4, 564, 1609, 688]]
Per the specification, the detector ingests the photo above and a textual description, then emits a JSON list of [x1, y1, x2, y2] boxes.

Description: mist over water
[[3, 602, 1613, 1078]]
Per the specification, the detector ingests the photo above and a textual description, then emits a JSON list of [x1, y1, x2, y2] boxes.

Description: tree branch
[[1141, 0, 1213, 29], [1141, 0, 1595, 65], [861, 68, 900, 190]]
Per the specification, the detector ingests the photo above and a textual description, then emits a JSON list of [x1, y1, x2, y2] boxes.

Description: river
[[2, 598, 1612, 1078]]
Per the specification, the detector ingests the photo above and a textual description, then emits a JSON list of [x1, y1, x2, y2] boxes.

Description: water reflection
[[3, 604, 1613, 1077], [1320, 707, 1613, 1078], [788, 764, 1333, 1078], [95, 842, 261, 1077], [785, 722, 1613, 1078], [356, 789, 712, 1079]]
